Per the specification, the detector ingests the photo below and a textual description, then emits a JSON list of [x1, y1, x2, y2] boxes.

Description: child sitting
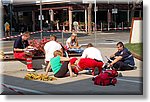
[[45, 50, 76, 78]]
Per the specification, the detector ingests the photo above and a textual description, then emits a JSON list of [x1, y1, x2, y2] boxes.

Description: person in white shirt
[[66, 33, 80, 49], [44, 35, 63, 63], [81, 43, 104, 62], [73, 21, 79, 31]]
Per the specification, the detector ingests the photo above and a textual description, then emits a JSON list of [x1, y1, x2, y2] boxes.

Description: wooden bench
[[1, 51, 45, 61], [2, 52, 82, 61]]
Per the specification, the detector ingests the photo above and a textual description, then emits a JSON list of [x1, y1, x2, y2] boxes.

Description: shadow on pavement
[[2, 74, 143, 95]]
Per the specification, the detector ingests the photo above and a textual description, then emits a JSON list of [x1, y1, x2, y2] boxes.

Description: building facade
[[2, 0, 143, 34]]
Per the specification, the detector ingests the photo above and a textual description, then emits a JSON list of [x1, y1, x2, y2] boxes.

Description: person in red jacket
[[69, 57, 104, 76]]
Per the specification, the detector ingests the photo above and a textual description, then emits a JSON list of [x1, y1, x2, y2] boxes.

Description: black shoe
[[118, 72, 123, 77]]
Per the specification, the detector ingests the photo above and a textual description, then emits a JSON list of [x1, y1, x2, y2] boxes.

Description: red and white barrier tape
[[0, 27, 131, 41], [1, 84, 24, 95]]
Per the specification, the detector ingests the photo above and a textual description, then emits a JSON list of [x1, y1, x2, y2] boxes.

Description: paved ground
[[0, 31, 143, 95]]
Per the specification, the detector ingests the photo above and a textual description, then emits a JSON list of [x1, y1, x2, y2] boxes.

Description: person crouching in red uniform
[[13, 31, 35, 72], [69, 58, 104, 76]]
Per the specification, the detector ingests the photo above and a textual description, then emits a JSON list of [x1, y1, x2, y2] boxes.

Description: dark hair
[[87, 43, 94, 47], [22, 31, 30, 37], [50, 35, 57, 41], [116, 42, 124, 48]]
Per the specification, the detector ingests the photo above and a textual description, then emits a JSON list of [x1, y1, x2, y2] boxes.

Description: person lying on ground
[[69, 57, 104, 76]]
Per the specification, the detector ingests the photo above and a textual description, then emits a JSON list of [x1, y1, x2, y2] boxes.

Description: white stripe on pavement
[[3, 84, 48, 94], [117, 78, 142, 84]]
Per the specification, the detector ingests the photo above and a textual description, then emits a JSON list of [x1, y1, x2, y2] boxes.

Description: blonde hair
[[54, 50, 62, 57]]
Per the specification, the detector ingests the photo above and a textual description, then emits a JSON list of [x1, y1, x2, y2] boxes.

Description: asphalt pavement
[[0, 31, 143, 95]]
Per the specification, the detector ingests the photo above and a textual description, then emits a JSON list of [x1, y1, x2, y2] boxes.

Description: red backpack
[[92, 70, 118, 86]]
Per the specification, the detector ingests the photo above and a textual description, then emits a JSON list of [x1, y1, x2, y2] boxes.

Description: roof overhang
[[2, 0, 143, 5]]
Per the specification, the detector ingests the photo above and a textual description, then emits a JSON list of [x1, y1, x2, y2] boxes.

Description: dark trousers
[[54, 61, 69, 78], [113, 61, 134, 71]]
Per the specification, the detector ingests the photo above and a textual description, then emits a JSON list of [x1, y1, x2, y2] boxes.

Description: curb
[[131, 51, 143, 61]]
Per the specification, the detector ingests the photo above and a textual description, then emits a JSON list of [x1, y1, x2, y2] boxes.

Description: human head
[[71, 33, 77, 40], [46, 20, 48, 23], [22, 31, 30, 40], [54, 50, 62, 57], [87, 43, 94, 48], [116, 42, 124, 52], [50, 35, 57, 41], [70, 58, 78, 65]]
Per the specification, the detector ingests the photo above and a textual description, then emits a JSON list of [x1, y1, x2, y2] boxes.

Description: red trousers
[[74, 58, 104, 75], [14, 52, 33, 69]]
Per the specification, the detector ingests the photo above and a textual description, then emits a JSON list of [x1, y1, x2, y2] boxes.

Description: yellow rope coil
[[24, 73, 57, 81]]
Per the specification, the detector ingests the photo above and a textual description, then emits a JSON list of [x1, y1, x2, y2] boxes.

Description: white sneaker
[[27, 69, 35, 72], [42, 64, 46, 69]]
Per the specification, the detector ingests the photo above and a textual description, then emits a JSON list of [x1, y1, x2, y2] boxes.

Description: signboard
[[129, 18, 142, 43], [94, 6, 98, 11], [38, 15, 44, 20], [82, 0, 94, 3], [112, 9, 118, 14]]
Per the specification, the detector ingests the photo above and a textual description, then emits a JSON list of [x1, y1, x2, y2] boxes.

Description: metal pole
[[0, 1, 3, 94], [101, 22, 102, 31], [85, 9, 88, 33], [62, 28, 64, 45], [40, 0, 43, 39], [122, 22, 123, 30], [94, 0, 97, 46], [107, 9, 110, 31], [0, 1, 3, 38], [10, 0, 13, 36]]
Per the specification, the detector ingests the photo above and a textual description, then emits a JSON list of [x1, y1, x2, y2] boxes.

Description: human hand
[[70, 73, 77, 78], [108, 63, 113, 68], [27, 46, 34, 49], [45, 73, 48, 76]]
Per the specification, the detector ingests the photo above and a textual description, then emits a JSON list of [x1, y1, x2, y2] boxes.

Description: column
[[69, 7, 72, 32], [139, 10, 142, 18], [85, 9, 87, 32], [107, 9, 110, 31], [50, 9, 54, 21], [88, 3, 92, 34]]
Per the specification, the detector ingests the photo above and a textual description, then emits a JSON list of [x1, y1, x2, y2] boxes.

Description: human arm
[[108, 56, 122, 67], [81, 50, 87, 58], [60, 57, 70, 61], [13, 39, 25, 52], [45, 62, 51, 76], [66, 37, 79, 49], [13, 48, 26, 52], [75, 37, 79, 47], [110, 51, 117, 58], [68, 62, 77, 77], [67, 42, 74, 49], [13, 38, 31, 52]]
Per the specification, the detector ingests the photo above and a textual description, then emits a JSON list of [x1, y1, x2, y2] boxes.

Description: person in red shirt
[[69, 58, 104, 76]]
